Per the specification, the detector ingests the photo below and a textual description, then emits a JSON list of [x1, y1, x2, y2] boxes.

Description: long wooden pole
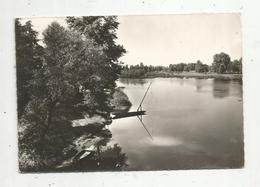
[[137, 82, 152, 111]]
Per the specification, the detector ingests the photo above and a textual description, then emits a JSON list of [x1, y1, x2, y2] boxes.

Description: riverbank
[[19, 88, 132, 172], [110, 87, 132, 113], [121, 71, 242, 80], [57, 88, 132, 170], [56, 87, 132, 171]]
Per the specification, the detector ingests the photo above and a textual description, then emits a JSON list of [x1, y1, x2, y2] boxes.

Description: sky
[[21, 14, 242, 66]]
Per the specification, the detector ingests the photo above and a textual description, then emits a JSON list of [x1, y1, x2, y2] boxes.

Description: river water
[[110, 78, 243, 170]]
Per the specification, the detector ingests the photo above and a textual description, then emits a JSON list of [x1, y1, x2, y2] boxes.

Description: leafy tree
[[66, 16, 126, 62], [187, 63, 196, 71], [230, 58, 242, 73], [18, 20, 125, 170], [176, 63, 185, 72], [218, 64, 226, 74], [212, 52, 231, 73], [195, 60, 209, 73], [27, 22, 117, 138], [195, 60, 202, 72], [19, 23, 95, 169], [15, 19, 43, 117], [169, 62, 208, 73], [66, 16, 126, 101], [183, 65, 189, 72], [169, 64, 177, 72], [239, 57, 243, 73], [66, 16, 126, 114]]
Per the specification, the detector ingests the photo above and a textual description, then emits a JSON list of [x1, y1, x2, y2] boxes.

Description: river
[[109, 78, 243, 170]]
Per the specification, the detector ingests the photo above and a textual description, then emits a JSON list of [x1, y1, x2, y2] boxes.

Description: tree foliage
[[121, 61, 210, 78], [212, 52, 231, 73], [211, 52, 242, 73], [120, 52, 242, 78], [230, 58, 242, 73], [195, 60, 209, 73], [17, 18, 126, 171], [15, 19, 44, 117], [66, 16, 126, 61], [121, 62, 168, 78], [66, 16, 126, 99]]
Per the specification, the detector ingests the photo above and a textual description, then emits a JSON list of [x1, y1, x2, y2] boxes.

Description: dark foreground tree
[[15, 19, 43, 117], [66, 16, 126, 62], [18, 19, 126, 171], [66, 16, 126, 111]]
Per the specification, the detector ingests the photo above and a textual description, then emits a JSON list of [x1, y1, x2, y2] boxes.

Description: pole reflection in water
[[137, 115, 153, 140]]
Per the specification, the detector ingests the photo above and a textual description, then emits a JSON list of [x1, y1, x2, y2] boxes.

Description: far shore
[[120, 71, 242, 80]]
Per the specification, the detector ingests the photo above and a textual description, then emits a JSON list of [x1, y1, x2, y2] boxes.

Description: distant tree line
[[121, 62, 168, 78], [121, 52, 242, 78], [169, 60, 209, 73]]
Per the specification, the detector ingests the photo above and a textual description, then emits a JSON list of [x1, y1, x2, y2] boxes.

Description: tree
[[19, 20, 125, 170], [66, 16, 126, 62], [188, 63, 196, 71], [218, 64, 226, 74], [29, 22, 118, 138], [231, 58, 242, 73], [169, 63, 185, 72], [15, 19, 44, 117], [195, 60, 209, 73], [183, 65, 189, 72], [212, 52, 231, 73], [239, 57, 243, 73], [66, 16, 126, 96], [195, 60, 202, 72]]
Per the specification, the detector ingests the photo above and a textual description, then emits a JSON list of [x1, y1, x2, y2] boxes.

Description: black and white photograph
[[16, 14, 244, 172]]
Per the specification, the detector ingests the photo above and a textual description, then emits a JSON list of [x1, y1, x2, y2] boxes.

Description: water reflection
[[212, 79, 231, 98], [137, 115, 153, 140], [119, 78, 147, 86], [147, 136, 182, 146], [110, 77, 244, 170], [194, 79, 242, 99], [196, 79, 203, 92]]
